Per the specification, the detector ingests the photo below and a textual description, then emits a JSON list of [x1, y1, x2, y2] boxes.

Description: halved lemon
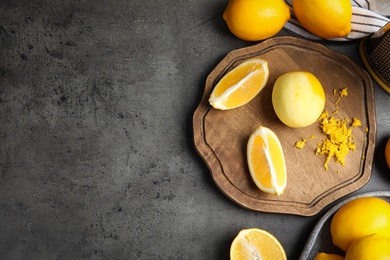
[[247, 126, 286, 195], [230, 228, 287, 260], [209, 58, 269, 110]]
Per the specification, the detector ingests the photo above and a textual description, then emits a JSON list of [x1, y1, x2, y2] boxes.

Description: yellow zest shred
[[339, 87, 348, 98], [352, 117, 362, 127], [333, 87, 348, 114], [295, 138, 307, 149], [316, 110, 356, 171], [334, 105, 339, 114]]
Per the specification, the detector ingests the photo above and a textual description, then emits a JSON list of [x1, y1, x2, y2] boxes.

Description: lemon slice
[[247, 126, 286, 195], [209, 58, 269, 110], [230, 228, 287, 260]]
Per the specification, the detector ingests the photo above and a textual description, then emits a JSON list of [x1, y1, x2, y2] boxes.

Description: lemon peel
[[295, 138, 307, 149], [316, 110, 356, 170]]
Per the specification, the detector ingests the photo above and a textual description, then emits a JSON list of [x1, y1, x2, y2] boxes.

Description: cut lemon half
[[247, 126, 286, 195], [230, 228, 287, 260], [209, 58, 269, 110]]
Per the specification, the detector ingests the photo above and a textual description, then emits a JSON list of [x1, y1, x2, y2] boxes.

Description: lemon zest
[[352, 117, 362, 127], [316, 110, 356, 170], [295, 138, 307, 149], [333, 87, 348, 114], [339, 87, 348, 98]]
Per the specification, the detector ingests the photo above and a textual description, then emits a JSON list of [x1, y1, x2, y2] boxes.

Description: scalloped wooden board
[[193, 36, 376, 216]]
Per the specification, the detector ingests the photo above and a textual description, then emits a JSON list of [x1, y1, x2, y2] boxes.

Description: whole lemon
[[292, 0, 352, 38], [385, 138, 390, 169], [314, 252, 344, 260], [272, 71, 325, 128], [223, 0, 290, 41], [330, 197, 390, 252], [345, 234, 390, 260]]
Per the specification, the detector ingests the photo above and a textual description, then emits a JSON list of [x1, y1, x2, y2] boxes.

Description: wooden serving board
[[193, 36, 376, 216]]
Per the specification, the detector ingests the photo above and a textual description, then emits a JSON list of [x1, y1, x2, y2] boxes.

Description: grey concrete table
[[1, 1, 389, 259]]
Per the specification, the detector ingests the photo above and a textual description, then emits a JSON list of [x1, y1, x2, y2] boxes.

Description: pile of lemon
[[316, 196, 390, 259], [223, 0, 352, 41]]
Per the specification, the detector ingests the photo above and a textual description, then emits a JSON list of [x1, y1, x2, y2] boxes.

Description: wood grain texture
[[193, 36, 376, 216]]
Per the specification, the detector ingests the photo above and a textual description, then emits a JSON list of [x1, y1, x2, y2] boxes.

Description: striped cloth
[[284, 0, 390, 41]]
